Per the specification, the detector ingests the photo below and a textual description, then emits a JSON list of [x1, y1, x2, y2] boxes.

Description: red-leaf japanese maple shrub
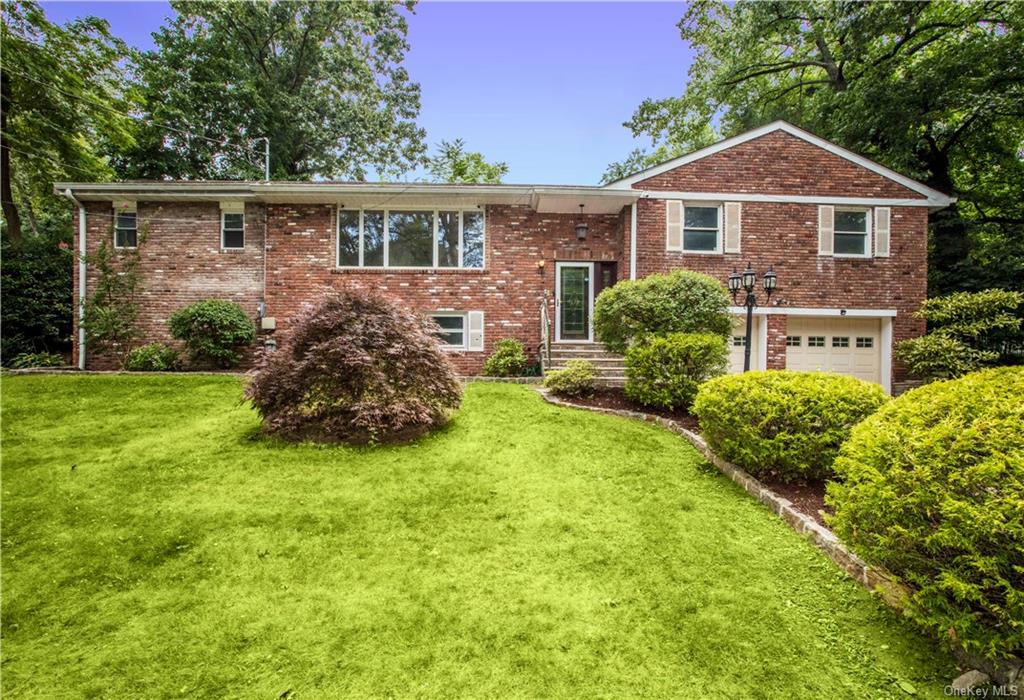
[[245, 290, 462, 444]]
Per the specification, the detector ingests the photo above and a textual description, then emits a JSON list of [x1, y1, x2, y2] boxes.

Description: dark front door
[[558, 264, 590, 340]]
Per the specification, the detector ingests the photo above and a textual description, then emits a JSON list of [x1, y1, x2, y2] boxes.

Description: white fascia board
[[637, 191, 946, 209], [729, 306, 898, 317], [603, 121, 953, 208]]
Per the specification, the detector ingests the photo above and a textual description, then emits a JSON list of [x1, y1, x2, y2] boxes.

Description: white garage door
[[785, 317, 882, 384], [728, 316, 761, 373]]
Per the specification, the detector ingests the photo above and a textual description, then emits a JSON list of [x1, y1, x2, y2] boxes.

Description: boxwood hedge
[[691, 371, 888, 482]]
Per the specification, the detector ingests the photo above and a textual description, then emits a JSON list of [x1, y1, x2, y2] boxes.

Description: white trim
[[629, 202, 637, 280], [757, 315, 768, 371], [637, 191, 943, 209], [430, 311, 468, 351], [554, 262, 595, 343], [112, 209, 138, 249], [832, 206, 872, 259], [220, 210, 245, 250], [728, 306, 898, 318], [603, 121, 953, 207], [880, 317, 893, 395], [335, 206, 485, 271], [667, 201, 724, 254]]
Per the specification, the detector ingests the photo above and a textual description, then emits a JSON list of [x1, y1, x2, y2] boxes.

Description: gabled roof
[[602, 120, 954, 208]]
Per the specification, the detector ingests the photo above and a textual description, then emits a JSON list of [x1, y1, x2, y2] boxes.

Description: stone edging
[[536, 388, 911, 609], [464, 376, 543, 384]]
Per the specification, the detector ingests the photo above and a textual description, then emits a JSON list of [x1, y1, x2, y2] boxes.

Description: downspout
[[61, 188, 86, 369]]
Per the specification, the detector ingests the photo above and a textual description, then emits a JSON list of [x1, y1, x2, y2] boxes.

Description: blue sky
[[40, 1, 695, 185]]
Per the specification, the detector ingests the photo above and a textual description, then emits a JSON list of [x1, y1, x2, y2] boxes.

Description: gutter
[[60, 188, 87, 370]]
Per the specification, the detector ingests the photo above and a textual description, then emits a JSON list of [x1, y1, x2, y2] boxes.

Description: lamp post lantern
[[729, 263, 778, 372]]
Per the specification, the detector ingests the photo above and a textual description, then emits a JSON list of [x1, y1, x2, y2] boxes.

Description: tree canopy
[[119, 0, 426, 181], [605, 1, 1024, 294], [0, 0, 137, 243], [427, 139, 508, 184]]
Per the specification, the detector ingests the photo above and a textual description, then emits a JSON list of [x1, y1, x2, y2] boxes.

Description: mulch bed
[[565, 389, 701, 432], [556, 387, 831, 525]]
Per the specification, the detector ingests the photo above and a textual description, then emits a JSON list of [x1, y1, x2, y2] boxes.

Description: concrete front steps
[[546, 342, 626, 387]]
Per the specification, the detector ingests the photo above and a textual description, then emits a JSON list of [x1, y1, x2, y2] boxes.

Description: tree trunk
[[0, 68, 22, 245]]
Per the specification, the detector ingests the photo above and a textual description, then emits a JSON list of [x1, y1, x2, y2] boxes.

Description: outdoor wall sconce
[[575, 204, 588, 241], [728, 263, 778, 372], [536, 259, 545, 274]]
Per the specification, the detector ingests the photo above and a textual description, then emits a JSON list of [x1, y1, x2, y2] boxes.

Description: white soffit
[[602, 121, 953, 208]]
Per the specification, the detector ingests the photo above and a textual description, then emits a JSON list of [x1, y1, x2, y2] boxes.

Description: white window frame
[[670, 202, 723, 254], [113, 211, 138, 249], [430, 312, 468, 350], [336, 206, 485, 270], [221, 211, 245, 250], [832, 207, 872, 259]]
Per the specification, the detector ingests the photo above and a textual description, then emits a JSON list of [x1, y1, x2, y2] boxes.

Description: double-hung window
[[114, 211, 137, 248], [667, 201, 722, 253], [222, 212, 245, 249], [833, 208, 870, 256], [337, 208, 484, 269]]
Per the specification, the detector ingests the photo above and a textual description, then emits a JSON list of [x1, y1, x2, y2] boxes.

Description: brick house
[[56, 121, 952, 392]]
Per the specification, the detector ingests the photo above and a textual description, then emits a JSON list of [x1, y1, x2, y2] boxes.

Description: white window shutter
[[666, 200, 682, 250], [467, 311, 484, 351], [818, 205, 834, 256], [724, 202, 741, 253], [874, 207, 890, 257]]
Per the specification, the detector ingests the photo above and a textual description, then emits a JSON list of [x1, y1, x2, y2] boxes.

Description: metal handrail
[[539, 292, 552, 372]]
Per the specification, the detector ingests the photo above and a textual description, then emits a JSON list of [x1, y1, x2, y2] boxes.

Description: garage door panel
[[785, 318, 881, 385]]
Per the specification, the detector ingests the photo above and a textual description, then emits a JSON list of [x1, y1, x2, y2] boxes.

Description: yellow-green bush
[[624, 332, 728, 410], [692, 371, 888, 481], [827, 367, 1024, 661], [543, 359, 597, 397]]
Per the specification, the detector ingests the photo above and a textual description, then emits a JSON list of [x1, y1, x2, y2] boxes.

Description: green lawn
[[1, 375, 953, 698]]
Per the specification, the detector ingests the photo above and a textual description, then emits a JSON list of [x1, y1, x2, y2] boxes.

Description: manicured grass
[[1, 375, 953, 698]]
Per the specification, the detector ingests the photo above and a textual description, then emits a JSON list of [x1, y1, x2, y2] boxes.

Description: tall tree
[[605, 1, 1024, 295], [0, 0, 137, 244], [427, 139, 508, 184], [121, 0, 426, 181]]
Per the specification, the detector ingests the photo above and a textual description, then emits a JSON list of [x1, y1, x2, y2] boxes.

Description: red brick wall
[[71, 130, 931, 385], [634, 130, 925, 199], [262, 204, 624, 374], [74, 201, 265, 370], [633, 197, 928, 381]]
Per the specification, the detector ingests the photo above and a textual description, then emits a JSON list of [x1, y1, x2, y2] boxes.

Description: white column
[[629, 202, 637, 280], [880, 316, 893, 394]]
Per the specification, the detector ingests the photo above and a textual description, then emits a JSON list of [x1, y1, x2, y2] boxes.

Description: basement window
[[221, 212, 245, 249], [430, 313, 466, 349]]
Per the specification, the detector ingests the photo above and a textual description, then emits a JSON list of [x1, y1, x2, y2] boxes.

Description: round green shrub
[[245, 290, 462, 444], [593, 270, 732, 354], [543, 359, 597, 397], [827, 367, 1024, 661], [691, 371, 889, 482], [624, 332, 728, 411], [125, 343, 181, 372], [169, 300, 256, 368], [483, 338, 529, 377]]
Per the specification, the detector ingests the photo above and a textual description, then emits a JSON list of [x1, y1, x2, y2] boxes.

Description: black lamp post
[[728, 263, 778, 372]]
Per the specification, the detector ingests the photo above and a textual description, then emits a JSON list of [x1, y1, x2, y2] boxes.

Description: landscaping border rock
[[537, 387, 911, 609]]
